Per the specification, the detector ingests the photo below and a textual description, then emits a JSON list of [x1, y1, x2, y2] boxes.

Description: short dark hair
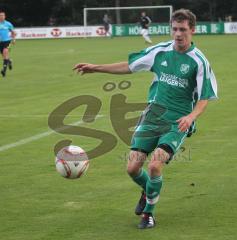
[[171, 9, 196, 28], [0, 10, 5, 14]]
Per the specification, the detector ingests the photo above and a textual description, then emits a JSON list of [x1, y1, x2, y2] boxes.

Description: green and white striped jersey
[[128, 41, 218, 116]]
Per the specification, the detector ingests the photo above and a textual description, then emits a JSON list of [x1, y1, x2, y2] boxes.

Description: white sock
[[143, 35, 152, 43]]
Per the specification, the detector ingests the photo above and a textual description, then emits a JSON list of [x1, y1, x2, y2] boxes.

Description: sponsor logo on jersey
[[159, 72, 189, 88], [180, 64, 190, 74], [161, 60, 168, 67]]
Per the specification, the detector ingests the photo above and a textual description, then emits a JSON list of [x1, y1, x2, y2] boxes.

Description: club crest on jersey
[[180, 64, 190, 74]]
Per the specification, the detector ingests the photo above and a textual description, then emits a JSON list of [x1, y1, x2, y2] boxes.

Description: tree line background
[[0, 0, 236, 27]]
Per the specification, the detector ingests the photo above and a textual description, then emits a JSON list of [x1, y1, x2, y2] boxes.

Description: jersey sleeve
[[8, 22, 14, 31], [128, 48, 155, 73], [196, 59, 218, 100]]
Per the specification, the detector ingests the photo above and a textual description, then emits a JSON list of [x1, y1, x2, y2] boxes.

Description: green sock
[[131, 168, 149, 191], [143, 175, 163, 213]]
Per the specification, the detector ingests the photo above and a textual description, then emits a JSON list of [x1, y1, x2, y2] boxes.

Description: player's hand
[[176, 114, 195, 132], [73, 63, 96, 75]]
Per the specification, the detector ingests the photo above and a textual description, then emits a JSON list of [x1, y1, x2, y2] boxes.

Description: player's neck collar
[[173, 42, 195, 54]]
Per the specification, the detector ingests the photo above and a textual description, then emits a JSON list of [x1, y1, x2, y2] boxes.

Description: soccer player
[[102, 13, 112, 37], [140, 11, 152, 44], [73, 9, 218, 229], [0, 10, 16, 77]]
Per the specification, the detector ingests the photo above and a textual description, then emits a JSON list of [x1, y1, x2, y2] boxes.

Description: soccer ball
[[55, 145, 89, 179]]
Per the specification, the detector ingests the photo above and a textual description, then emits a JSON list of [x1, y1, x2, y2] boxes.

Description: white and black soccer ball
[[55, 145, 89, 179]]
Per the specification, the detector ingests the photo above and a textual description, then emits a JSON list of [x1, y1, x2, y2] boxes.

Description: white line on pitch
[[0, 115, 104, 153]]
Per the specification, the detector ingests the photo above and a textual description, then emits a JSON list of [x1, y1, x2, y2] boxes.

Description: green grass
[[0, 35, 237, 240]]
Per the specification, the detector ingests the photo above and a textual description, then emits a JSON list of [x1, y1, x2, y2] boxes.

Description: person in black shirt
[[140, 11, 152, 44], [103, 14, 112, 37]]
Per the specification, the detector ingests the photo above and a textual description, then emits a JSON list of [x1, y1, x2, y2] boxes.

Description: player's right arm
[[73, 62, 131, 75]]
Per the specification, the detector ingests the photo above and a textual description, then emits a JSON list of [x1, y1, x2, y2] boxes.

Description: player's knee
[[148, 148, 169, 176], [148, 158, 163, 176], [127, 150, 145, 177], [3, 48, 8, 54], [2, 49, 8, 57], [127, 165, 140, 177], [154, 148, 170, 163]]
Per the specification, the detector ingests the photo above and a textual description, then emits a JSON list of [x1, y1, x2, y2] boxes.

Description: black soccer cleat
[[8, 60, 13, 70], [138, 212, 156, 229], [1, 70, 6, 77], [135, 191, 146, 215]]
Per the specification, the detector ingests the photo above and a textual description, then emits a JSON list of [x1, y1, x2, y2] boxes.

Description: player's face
[[0, 13, 6, 22], [171, 20, 195, 52]]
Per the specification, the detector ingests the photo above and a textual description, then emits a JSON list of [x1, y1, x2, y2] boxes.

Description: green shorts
[[131, 103, 188, 155]]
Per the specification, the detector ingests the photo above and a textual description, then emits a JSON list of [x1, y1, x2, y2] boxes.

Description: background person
[[0, 10, 16, 77], [140, 11, 152, 44], [103, 13, 112, 37]]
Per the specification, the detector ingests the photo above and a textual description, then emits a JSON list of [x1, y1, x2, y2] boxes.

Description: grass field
[[0, 35, 237, 240]]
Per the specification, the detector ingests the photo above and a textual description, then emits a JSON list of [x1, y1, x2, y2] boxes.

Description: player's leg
[[128, 109, 160, 215], [144, 35, 152, 44], [1, 42, 11, 77], [131, 103, 170, 217], [141, 29, 147, 43], [0, 43, 5, 77], [139, 126, 187, 229], [138, 146, 171, 229], [145, 146, 171, 209], [108, 24, 112, 38], [127, 150, 147, 187], [127, 149, 148, 215], [142, 29, 152, 44], [104, 24, 112, 37]]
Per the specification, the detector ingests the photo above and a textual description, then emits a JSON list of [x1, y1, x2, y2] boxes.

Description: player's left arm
[[178, 56, 218, 132], [177, 100, 208, 132], [147, 16, 152, 24], [10, 30, 16, 44], [8, 22, 16, 44]]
